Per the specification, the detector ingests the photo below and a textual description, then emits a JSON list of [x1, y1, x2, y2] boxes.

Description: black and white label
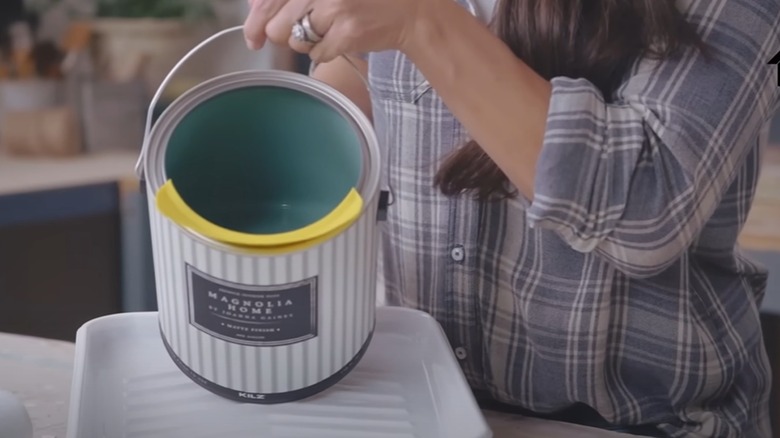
[[187, 264, 318, 346]]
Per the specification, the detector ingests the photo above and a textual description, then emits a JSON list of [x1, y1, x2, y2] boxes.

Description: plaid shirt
[[365, 0, 780, 436]]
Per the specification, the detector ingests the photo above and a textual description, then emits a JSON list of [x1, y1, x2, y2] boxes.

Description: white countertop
[[0, 151, 139, 197], [0, 328, 630, 438], [0, 332, 74, 438]]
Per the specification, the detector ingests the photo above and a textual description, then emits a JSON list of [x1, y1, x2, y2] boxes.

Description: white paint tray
[[66, 307, 492, 438]]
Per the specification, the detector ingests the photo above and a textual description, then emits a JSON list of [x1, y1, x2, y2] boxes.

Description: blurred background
[[0, 0, 310, 338], [0, 0, 779, 433]]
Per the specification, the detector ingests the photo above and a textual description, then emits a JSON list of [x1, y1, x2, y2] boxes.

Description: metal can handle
[[135, 25, 246, 178], [134, 25, 393, 206], [135, 25, 376, 179]]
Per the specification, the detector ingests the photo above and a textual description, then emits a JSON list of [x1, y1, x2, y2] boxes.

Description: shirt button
[[451, 245, 465, 262], [454, 347, 468, 360]]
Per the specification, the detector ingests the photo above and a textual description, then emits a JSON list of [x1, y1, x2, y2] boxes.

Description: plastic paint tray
[[66, 307, 492, 438]]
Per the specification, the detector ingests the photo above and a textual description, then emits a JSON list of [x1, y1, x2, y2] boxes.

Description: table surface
[[0, 330, 631, 438], [0, 333, 75, 438]]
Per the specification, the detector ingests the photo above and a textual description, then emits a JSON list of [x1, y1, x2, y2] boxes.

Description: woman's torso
[[366, 0, 773, 436]]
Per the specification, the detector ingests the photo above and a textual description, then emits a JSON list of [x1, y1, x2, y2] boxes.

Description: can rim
[[143, 69, 382, 254]]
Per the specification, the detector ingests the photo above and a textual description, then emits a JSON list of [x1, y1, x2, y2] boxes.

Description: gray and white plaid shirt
[[364, 0, 780, 436]]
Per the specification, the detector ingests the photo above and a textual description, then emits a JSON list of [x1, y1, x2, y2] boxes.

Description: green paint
[[165, 86, 362, 234]]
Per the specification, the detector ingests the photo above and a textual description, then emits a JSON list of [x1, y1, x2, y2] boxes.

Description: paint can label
[[186, 264, 318, 346]]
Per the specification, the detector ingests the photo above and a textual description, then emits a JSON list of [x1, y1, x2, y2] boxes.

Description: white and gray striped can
[[136, 28, 386, 404]]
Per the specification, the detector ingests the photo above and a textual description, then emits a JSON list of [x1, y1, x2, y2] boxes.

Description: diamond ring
[[292, 11, 323, 44]]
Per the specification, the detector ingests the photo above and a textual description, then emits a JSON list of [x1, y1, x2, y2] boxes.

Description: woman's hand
[[244, 0, 429, 63]]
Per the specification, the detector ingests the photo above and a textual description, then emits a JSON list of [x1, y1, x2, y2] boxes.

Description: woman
[[244, 0, 779, 436]]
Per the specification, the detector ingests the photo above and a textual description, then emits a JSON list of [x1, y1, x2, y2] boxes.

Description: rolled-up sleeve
[[527, 7, 780, 278]]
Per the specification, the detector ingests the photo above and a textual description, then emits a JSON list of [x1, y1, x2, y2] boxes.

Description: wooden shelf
[[0, 151, 139, 197]]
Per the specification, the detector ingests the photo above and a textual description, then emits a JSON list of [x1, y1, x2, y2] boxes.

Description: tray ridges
[[121, 400, 417, 437], [120, 368, 417, 437], [68, 309, 491, 438]]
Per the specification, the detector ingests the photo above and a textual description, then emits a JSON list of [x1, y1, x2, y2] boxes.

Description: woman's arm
[[310, 55, 372, 119], [407, 0, 780, 278], [405, 0, 550, 200]]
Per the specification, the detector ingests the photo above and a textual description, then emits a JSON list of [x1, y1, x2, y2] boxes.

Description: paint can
[[135, 26, 387, 403]]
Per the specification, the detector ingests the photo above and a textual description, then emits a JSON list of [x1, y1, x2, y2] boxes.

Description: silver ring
[[292, 21, 308, 42], [300, 11, 323, 43]]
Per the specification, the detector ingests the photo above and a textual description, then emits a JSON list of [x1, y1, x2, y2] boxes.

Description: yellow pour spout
[[155, 179, 363, 252]]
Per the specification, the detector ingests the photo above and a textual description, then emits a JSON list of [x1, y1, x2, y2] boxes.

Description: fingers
[[245, 0, 347, 59], [244, 0, 288, 50], [267, 0, 315, 47], [287, 6, 331, 54], [309, 17, 352, 63]]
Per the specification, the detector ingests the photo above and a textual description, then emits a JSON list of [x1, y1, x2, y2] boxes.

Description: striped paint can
[[135, 27, 387, 404]]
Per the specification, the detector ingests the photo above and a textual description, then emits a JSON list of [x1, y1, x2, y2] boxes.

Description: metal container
[[136, 27, 386, 404]]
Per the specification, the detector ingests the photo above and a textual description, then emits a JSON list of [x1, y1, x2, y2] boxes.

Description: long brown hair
[[434, 0, 703, 200]]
